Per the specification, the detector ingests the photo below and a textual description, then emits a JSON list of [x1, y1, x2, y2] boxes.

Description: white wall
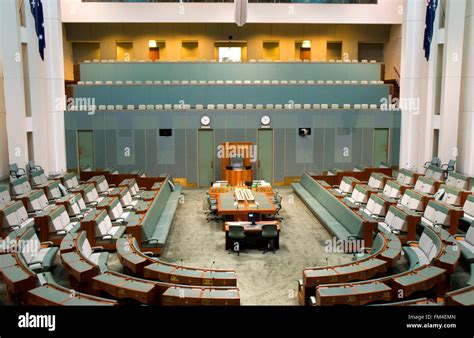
[[384, 24, 402, 80], [0, 59, 8, 180], [0, 0, 66, 175], [457, 0, 474, 176], [60, 0, 403, 25]]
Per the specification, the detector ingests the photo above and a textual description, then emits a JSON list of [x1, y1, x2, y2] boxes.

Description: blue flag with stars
[[29, 0, 46, 60], [423, 0, 438, 61]]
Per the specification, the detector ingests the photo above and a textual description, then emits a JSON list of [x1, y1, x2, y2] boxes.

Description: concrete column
[[0, 0, 29, 170], [399, 0, 426, 171], [44, 0, 67, 174], [438, 0, 466, 164]]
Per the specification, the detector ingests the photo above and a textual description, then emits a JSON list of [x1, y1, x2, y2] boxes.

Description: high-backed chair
[[62, 172, 80, 190], [455, 225, 474, 263], [0, 201, 34, 234], [382, 180, 403, 200], [19, 227, 58, 272], [9, 163, 26, 179], [378, 206, 408, 235], [93, 210, 126, 243], [460, 195, 474, 227], [398, 189, 424, 213], [10, 176, 32, 197], [77, 231, 109, 273], [420, 200, 451, 230], [46, 205, 80, 237], [424, 156, 440, 168], [445, 172, 469, 191], [0, 185, 12, 209], [441, 160, 456, 175], [228, 225, 246, 256], [403, 227, 442, 269], [334, 176, 359, 196], [27, 161, 42, 174], [362, 194, 388, 219], [30, 169, 62, 200], [262, 224, 278, 254]]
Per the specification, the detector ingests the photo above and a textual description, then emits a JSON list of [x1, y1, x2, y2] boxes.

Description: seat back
[[83, 184, 99, 203], [92, 176, 109, 194], [384, 206, 408, 232], [120, 189, 133, 207], [414, 176, 436, 195], [397, 169, 415, 186], [229, 225, 245, 238], [423, 200, 451, 227], [425, 166, 445, 181], [339, 176, 358, 194], [27, 190, 49, 213], [371, 232, 385, 254], [1, 201, 24, 228], [445, 172, 469, 191], [77, 231, 93, 259], [368, 173, 385, 190], [439, 186, 461, 206], [63, 173, 79, 190], [399, 189, 424, 212], [109, 198, 124, 221], [419, 227, 443, 262], [383, 180, 402, 199], [67, 193, 87, 217], [30, 169, 48, 186], [19, 227, 41, 264], [47, 205, 71, 233], [365, 194, 387, 217], [466, 225, 474, 246], [463, 195, 474, 218], [10, 176, 32, 196], [349, 185, 369, 204], [0, 185, 11, 208], [95, 210, 113, 237]]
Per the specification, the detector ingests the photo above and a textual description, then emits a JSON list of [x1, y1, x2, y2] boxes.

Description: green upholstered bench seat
[[141, 180, 182, 248], [292, 173, 373, 243], [291, 182, 352, 241]]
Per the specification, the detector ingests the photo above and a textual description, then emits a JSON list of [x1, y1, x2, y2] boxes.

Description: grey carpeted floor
[[160, 187, 353, 305]]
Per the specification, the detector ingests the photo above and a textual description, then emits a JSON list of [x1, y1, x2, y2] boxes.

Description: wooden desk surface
[[217, 192, 276, 217], [224, 221, 281, 232]]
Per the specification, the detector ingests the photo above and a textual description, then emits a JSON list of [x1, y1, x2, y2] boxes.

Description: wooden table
[[224, 221, 280, 250], [217, 192, 276, 221]]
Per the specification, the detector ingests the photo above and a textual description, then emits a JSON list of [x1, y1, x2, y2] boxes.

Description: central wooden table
[[217, 191, 276, 222]]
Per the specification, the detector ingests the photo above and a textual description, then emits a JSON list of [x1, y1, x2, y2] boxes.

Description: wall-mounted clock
[[200, 115, 211, 126], [260, 115, 271, 126]]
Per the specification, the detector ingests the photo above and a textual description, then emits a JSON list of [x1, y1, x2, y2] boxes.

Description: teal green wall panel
[[64, 109, 401, 181]]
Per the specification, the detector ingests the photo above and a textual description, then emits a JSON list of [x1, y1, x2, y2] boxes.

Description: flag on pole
[[29, 0, 46, 61], [423, 0, 438, 61]]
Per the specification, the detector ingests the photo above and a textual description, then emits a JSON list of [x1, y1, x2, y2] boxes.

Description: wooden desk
[[162, 287, 240, 306], [224, 221, 280, 250], [217, 192, 276, 221], [224, 169, 253, 187]]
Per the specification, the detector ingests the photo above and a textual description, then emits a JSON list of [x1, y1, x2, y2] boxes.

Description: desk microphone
[[326, 257, 329, 268]]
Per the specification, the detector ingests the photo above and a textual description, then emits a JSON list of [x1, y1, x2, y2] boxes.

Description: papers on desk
[[227, 222, 251, 226]]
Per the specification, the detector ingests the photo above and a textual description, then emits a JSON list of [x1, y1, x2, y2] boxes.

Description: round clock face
[[200, 115, 211, 126], [261, 115, 271, 126]]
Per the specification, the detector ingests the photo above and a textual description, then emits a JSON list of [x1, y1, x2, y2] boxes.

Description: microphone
[[326, 257, 329, 268]]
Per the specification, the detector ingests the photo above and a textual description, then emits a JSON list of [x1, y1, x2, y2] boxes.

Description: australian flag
[[30, 0, 46, 61], [423, 0, 438, 61]]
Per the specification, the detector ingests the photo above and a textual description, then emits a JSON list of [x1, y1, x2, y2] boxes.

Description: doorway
[[198, 129, 214, 187], [257, 129, 274, 183], [373, 128, 389, 166], [77, 130, 95, 170]]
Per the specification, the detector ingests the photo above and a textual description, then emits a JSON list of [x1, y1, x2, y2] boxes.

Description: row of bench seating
[[309, 225, 460, 306], [294, 165, 473, 306], [116, 237, 237, 286], [83, 59, 380, 64], [69, 103, 387, 111], [59, 231, 240, 305], [298, 230, 402, 305], [77, 80, 386, 85]]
